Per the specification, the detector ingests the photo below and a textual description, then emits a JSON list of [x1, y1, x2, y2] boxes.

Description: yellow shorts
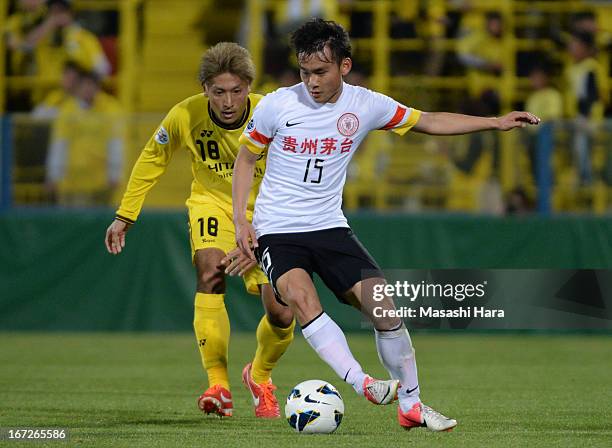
[[186, 197, 267, 295]]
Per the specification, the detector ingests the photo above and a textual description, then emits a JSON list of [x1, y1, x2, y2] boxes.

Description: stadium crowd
[[2, 0, 611, 211]]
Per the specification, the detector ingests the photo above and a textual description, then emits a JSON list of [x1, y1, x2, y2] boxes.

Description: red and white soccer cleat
[[197, 385, 233, 417], [241, 362, 281, 418], [398, 402, 457, 432], [362, 375, 399, 405]]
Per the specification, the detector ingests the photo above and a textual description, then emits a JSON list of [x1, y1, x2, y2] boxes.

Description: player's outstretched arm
[[232, 145, 260, 261], [412, 111, 540, 135], [105, 219, 130, 255]]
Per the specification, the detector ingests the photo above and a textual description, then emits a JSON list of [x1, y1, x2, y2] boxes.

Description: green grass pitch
[[1, 333, 611, 447]]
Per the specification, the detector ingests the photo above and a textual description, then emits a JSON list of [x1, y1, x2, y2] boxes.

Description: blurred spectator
[[45, 71, 123, 205], [571, 11, 598, 35], [195, 0, 244, 45], [423, 0, 448, 76], [4, 0, 46, 75], [457, 10, 504, 115], [26, 0, 110, 99], [526, 64, 563, 122], [524, 63, 563, 181], [388, 4, 419, 76], [31, 60, 82, 118], [565, 31, 604, 118], [3, 0, 47, 110], [458, 10, 504, 72], [453, 0, 485, 38], [564, 31, 604, 185], [505, 187, 533, 215]]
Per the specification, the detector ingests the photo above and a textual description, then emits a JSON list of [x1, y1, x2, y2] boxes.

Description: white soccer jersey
[[239, 82, 421, 237]]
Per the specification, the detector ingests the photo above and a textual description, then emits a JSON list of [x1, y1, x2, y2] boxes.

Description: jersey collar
[[208, 97, 251, 130]]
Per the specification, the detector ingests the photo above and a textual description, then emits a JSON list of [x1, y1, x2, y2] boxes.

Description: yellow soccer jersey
[[4, 7, 46, 74], [116, 93, 265, 223], [52, 92, 123, 194], [38, 89, 70, 110], [35, 24, 110, 86]]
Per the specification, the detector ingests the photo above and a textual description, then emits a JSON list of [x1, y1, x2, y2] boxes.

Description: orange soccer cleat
[[241, 362, 281, 418], [398, 402, 457, 432], [197, 384, 233, 417]]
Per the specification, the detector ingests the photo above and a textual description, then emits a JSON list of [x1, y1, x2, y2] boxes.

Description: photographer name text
[[373, 306, 504, 318]]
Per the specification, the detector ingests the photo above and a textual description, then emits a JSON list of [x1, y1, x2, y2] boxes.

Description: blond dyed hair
[[198, 42, 256, 86]]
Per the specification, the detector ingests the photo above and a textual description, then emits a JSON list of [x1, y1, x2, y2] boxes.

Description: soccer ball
[[285, 379, 344, 434]]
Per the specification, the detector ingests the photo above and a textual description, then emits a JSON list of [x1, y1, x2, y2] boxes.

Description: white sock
[[302, 312, 367, 395], [375, 325, 421, 411]]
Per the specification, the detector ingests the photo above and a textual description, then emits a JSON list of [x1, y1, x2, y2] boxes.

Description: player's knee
[[282, 284, 319, 321], [283, 283, 312, 307], [197, 268, 226, 294], [267, 306, 294, 328]]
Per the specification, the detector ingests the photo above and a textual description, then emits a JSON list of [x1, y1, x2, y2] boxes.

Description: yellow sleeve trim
[[391, 109, 422, 136], [115, 214, 135, 225], [115, 209, 138, 222], [239, 133, 266, 155]]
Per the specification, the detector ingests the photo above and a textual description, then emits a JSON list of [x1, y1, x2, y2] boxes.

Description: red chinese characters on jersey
[[320, 137, 338, 155], [340, 138, 353, 153], [300, 138, 318, 154], [282, 136, 297, 152], [279, 137, 353, 155]]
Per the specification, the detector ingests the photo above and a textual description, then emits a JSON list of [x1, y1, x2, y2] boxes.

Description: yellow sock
[[251, 315, 295, 384], [193, 293, 230, 390]]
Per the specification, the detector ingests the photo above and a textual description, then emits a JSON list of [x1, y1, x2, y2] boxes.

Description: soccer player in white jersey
[[229, 19, 540, 432]]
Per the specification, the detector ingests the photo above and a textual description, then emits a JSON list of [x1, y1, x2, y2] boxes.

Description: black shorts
[[255, 227, 383, 304]]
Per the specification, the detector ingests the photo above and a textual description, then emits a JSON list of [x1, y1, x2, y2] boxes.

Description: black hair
[[290, 18, 351, 65], [571, 30, 596, 49], [485, 11, 503, 21], [79, 69, 101, 84], [529, 60, 553, 76], [47, 0, 72, 10], [63, 60, 85, 74], [572, 11, 596, 23]]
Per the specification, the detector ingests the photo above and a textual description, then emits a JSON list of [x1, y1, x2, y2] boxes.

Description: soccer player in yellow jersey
[[104, 43, 295, 418]]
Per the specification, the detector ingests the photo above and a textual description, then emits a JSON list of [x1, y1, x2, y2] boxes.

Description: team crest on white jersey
[[155, 126, 169, 144], [337, 113, 359, 136]]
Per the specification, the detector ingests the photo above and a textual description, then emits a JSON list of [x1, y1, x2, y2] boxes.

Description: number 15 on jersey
[[303, 158, 324, 184]]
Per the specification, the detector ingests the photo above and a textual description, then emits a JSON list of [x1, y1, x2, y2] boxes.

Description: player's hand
[[497, 111, 540, 131], [105, 219, 130, 255], [234, 218, 258, 261], [221, 247, 257, 277]]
